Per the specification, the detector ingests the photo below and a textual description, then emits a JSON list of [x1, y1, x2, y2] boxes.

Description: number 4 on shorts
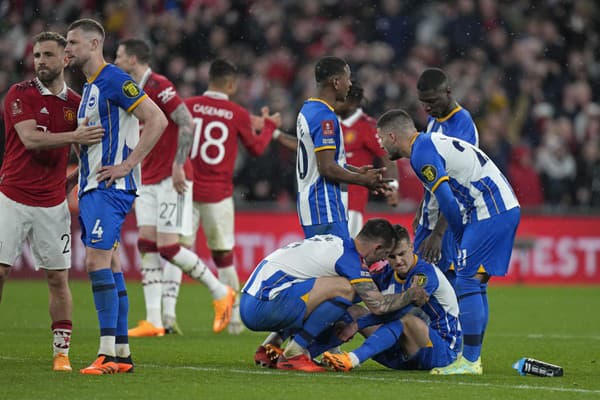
[[92, 219, 104, 238]]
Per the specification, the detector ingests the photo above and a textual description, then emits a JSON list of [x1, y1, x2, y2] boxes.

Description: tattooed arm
[[170, 103, 195, 194], [352, 279, 429, 315]]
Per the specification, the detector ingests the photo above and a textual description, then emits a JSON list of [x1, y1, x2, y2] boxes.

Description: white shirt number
[[190, 117, 229, 165]]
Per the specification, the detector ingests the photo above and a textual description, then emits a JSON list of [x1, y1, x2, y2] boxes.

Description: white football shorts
[[0, 191, 71, 270], [347, 209, 364, 239], [191, 197, 234, 251], [135, 177, 193, 236]]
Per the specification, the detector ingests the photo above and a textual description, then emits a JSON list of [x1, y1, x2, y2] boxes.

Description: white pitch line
[[2, 355, 599, 395], [490, 333, 600, 341], [145, 363, 600, 395]]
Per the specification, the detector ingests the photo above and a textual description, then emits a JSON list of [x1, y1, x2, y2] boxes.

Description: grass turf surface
[[1, 280, 599, 400]]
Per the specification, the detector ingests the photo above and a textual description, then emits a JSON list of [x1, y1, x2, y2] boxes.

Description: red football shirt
[[185, 91, 276, 203], [342, 108, 386, 214], [139, 69, 192, 184], [0, 78, 80, 207]]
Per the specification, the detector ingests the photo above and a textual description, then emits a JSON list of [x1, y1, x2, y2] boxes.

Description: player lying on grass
[[321, 224, 462, 372], [241, 218, 429, 372]]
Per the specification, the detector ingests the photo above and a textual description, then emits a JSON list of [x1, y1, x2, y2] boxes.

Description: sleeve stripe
[[315, 145, 337, 152], [126, 93, 148, 113], [431, 176, 450, 192], [350, 277, 374, 284]]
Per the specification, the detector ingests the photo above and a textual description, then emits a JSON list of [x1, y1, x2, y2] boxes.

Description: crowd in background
[[1, 0, 599, 211]]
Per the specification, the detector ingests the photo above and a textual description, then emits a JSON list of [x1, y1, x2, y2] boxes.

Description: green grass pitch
[[1, 280, 599, 400]]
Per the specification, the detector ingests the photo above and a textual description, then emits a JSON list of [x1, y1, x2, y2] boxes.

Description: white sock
[[261, 332, 283, 347], [52, 328, 72, 356], [171, 247, 227, 299], [218, 265, 243, 333], [162, 261, 182, 321], [141, 252, 163, 327], [217, 266, 240, 291], [283, 339, 305, 359], [116, 343, 130, 358], [349, 352, 361, 368], [98, 336, 116, 357]]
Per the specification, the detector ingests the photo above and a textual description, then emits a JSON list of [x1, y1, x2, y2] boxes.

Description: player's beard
[[36, 67, 62, 87]]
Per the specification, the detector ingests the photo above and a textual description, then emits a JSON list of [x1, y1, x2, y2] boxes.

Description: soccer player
[[185, 59, 281, 335], [241, 218, 429, 372], [296, 56, 388, 239], [336, 81, 399, 237], [322, 224, 461, 372], [0, 31, 104, 372], [65, 18, 168, 375], [413, 68, 479, 287], [376, 109, 520, 375], [114, 39, 235, 338]]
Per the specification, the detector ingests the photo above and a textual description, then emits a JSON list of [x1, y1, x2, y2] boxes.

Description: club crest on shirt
[[321, 120, 335, 136], [413, 273, 427, 287], [421, 165, 437, 183], [64, 107, 76, 122], [122, 80, 141, 98], [345, 129, 356, 143], [11, 99, 22, 116]]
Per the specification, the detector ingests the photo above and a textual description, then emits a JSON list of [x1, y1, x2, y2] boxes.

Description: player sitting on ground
[[322, 224, 461, 372]]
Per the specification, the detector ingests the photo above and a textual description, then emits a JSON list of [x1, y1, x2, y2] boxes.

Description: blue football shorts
[[240, 278, 316, 332], [79, 188, 136, 250], [414, 224, 458, 273], [456, 207, 521, 277]]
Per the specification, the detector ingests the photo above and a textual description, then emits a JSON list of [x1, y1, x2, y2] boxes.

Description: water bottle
[[513, 357, 564, 377]]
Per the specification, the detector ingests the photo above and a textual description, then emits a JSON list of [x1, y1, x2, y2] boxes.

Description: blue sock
[[354, 321, 404, 364], [308, 325, 344, 358], [89, 269, 118, 338], [480, 282, 489, 343], [456, 276, 484, 362], [113, 272, 129, 345], [294, 297, 350, 350]]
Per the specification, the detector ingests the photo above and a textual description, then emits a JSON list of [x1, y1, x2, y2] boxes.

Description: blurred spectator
[[1, 0, 600, 211], [535, 127, 577, 206], [508, 145, 544, 208], [575, 139, 600, 207]]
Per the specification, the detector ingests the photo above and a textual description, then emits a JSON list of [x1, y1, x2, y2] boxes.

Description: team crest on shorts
[[122, 80, 141, 98], [413, 273, 428, 287], [421, 165, 437, 183]]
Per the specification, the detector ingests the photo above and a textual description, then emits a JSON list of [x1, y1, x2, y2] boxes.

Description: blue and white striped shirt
[[411, 132, 519, 225], [420, 105, 479, 230], [296, 98, 348, 227], [77, 63, 147, 196]]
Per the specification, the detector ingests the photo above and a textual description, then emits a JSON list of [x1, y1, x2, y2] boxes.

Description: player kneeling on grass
[[322, 224, 462, 372], [241, 218, 429, 372]]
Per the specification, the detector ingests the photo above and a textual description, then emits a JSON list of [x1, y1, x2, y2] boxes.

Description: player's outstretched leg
[[158, 243, 235, 332]]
